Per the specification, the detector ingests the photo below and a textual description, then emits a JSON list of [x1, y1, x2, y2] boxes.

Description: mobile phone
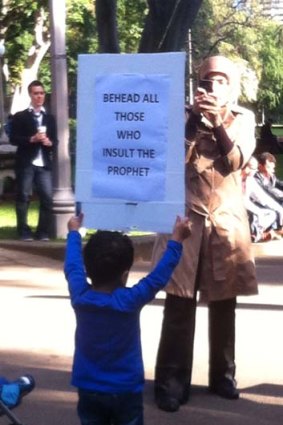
[[198, 79, 213, 93], [75, 201, 82, 217]]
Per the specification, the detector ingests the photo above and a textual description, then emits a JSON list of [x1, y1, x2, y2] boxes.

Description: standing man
[[10, 80, 58, 241], [152, 56, 258, 412]]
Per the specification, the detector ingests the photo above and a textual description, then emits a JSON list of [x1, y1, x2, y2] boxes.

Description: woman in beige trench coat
[[153, 56, 258, 412]]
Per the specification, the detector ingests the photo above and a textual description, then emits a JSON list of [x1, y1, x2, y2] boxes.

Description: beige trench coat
[[152, 105, 258, 302]]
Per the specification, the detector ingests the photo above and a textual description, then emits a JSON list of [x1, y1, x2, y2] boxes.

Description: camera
[[198, 79, 213, 93]]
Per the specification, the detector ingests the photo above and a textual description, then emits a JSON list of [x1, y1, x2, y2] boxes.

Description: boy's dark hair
[[28, 80, 44, 94], [257, 152, 276, 166], [83, 230, 134, 285]]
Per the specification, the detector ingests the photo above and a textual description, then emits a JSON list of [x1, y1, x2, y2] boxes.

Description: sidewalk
[[1, 233, 283, 262], [0, 239, 282, 425]]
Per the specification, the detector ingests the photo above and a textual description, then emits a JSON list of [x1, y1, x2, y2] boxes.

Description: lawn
[[0, 200, 152, 240], [275, 154, 283, 180], [0, 200, 39, 239], [272, 126, 283, 137]]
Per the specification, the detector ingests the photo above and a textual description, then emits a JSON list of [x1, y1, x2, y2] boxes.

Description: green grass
[[272, 127, 283, 137], [0, 200, 153, 240], [275, 154, 283, 180], [0, 200, 39, 239]]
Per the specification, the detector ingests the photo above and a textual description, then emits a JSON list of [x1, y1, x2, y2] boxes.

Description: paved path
[[0, 244, 282, 425]]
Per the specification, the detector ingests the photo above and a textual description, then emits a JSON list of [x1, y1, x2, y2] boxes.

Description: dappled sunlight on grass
[[0, 200, 39, 238]]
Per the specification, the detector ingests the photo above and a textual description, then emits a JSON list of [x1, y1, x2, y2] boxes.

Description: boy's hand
[[171, 216, 191, 243], [68, 213, 84, 231]]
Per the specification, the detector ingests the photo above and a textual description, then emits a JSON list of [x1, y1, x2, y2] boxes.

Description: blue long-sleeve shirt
[[64, 231, 183, 393]]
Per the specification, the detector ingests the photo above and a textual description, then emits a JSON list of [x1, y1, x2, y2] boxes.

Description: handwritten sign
[[92, 74, 169, 201], [76, 53, 185, 232]]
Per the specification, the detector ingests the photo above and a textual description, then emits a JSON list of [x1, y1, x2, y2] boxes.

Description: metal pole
[[188, 28, 194, 104], [0, 42, 5, 140], [48, 0, 75, 238]]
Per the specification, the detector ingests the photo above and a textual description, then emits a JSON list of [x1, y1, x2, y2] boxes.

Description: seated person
[[254, 152, 283, 205], [242, 156, 283, 242]]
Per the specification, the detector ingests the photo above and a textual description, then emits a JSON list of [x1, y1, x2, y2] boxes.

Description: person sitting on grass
[[242, 156, 283, 242], [254, 152, 283, 206], [64, 213, 190, 425]]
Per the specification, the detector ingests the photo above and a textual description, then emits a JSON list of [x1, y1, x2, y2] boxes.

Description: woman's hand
[[192, 88, 222, 127]]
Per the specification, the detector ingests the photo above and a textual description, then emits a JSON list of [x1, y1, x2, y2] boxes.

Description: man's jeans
[[77, 389, 143, 425], [16, 164, 52, 237]]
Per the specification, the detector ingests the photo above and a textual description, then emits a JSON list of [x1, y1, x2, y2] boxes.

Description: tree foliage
[[257, 23, 283, 111], [1, 0, 49, 86], [191, 0, 283, 118], [1, 0, 282, 120]]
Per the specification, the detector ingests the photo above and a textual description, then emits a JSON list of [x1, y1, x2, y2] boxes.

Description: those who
[[64, 213, 190, 425], [10, 80, 58, 241], [152, 55, 258, 413]]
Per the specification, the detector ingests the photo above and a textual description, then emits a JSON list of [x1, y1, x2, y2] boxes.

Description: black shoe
[[156, 394, 180, 412], [180, 384, 190, 404], [209, 378, 239, 400], [19, 232, 34, 241], [35, 233, 50, 241]]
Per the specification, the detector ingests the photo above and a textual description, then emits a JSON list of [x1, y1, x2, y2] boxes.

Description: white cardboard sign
[[76, 53, 185, 233]]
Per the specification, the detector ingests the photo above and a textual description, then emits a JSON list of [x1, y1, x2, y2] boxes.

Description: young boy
[[64, 214, 190, 425]]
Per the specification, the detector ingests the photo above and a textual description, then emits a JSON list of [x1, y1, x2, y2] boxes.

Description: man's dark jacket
[[10, 109, 58, 170]]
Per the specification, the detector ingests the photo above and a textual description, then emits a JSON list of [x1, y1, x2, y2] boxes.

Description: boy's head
[[257, 152, 276, 176], [83, 230, 134, 289], [242, 156, 258, 178]]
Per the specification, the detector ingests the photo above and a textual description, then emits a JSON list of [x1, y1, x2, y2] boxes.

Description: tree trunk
[[95, 0, 203, 54], [139, 0, 203, 53], [96, 0, 120, 53], [11, 9, 50, 114]]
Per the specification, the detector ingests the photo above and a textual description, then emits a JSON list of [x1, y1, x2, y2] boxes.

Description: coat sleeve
[[226, 109, 256, 171], [10, 111, 35, 147], [46, 114, 58, 148], [275, 176, 283, 192]]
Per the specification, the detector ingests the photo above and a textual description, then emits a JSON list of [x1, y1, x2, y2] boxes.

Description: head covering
[[198, 56, 240, 103]]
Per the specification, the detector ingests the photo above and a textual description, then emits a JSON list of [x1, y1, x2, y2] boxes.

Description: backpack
[[4, 114, 13, 139]]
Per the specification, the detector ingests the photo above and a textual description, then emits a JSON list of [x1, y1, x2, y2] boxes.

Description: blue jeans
[[15, 164, 52, 237], [77, 389, 143, 425]]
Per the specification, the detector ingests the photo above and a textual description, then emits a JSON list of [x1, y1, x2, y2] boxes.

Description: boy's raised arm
[[64, 213, 89, 301]]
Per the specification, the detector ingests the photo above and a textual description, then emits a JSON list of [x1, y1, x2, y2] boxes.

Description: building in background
[[244, 0, 283, 23], [262, 0, 283, 22]]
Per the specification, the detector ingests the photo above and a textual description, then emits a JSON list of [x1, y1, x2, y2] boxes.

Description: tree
[[191, 0, 283, 119], [1, 0, 97, 113], [257, 23, 283, 114], [2, 0, 203, 115], [96, 0, 203, 53], [1, 0, 50, 112]]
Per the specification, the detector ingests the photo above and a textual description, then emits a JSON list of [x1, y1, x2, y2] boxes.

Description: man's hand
[[30, 132, 52, 146], [171, 216, 191, 243], [68, 213, 84, 232], [41, 136, 52, 146]]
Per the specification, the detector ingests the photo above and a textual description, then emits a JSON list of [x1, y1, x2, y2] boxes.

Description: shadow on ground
[[0, 350, 282, 425]]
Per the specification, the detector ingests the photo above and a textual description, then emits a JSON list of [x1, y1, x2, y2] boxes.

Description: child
[[64, 213, 190, 425]]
